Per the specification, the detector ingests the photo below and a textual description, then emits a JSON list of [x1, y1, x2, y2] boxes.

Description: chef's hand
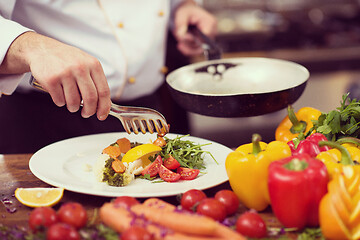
[[0, 32, 111, 121], [173, 1, 217, 56]]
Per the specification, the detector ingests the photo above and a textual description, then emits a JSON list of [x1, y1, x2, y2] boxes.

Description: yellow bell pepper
[[225, 134, 291, 211], [275, 105, 321, 143], [319, 165, 360, 239], [316, 141, 360, 179]]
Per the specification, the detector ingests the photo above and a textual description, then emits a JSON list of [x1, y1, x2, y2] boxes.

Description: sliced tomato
[[141, 155, 162, 177], [159, 165, 181, 182], [163, 155, 180, 170], [177, 167, 200, 180]]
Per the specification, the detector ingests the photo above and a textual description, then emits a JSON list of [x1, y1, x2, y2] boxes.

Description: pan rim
[[166, 57, 310, 97]]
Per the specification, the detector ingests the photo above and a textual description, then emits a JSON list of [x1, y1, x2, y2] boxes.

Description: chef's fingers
[[76, 74, 98, 119], [62, 77, 81, 113], [41, 77, 66, 107], [177, 38, 204, 56], [89, 63, 111, 121]]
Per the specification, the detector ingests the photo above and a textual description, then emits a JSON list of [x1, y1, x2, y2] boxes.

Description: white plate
[[29, 132, 232, 198]]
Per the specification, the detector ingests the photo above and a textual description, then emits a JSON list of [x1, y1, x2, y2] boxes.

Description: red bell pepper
[[287, 133, 330, 157], [268, 153, 329, 229]]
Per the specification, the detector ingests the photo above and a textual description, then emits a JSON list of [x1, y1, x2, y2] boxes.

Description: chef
[[0, 0, 217, 153]]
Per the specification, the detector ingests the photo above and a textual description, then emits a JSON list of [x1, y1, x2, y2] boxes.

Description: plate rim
[[29, 132, 231, 198]]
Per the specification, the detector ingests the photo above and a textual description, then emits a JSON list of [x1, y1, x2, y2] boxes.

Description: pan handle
[[188, 25, 222, 61]]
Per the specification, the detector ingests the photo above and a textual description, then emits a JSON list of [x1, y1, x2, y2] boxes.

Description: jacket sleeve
[[0, 13, 33, 96]]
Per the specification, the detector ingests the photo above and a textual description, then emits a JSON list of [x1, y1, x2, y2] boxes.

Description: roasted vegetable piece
[[275, 105, 321, 142], [225, 133, 291, 211], [288, 133, 330, 157], [319, 165, 360, 239], [316, 141, 359, 179], [268, 154, 329, 229]]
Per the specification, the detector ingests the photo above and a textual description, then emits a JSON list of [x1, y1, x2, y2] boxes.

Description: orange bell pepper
[[319, 165, 360, 239], [275, 105, 321, 143]]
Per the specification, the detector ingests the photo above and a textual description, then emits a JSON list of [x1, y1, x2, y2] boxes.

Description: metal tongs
[[30, 77, 169, 135]]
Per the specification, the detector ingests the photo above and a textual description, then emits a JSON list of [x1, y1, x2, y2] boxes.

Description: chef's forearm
[[0, 31, 33, 74]]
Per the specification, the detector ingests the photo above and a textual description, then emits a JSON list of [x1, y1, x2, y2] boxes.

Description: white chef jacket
[[0, 0, 184, 100]]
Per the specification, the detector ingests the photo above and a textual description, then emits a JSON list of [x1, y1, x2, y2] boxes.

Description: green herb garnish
[[159, 134, 217, 169], [311, 93, 360, 141]]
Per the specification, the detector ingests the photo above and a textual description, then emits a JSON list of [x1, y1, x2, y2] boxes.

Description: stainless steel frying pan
[[166, 27, 309, 118]]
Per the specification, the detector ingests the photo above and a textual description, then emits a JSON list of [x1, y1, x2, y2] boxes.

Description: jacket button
[[128, 76, 136, 84]]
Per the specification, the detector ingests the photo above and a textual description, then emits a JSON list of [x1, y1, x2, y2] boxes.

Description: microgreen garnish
[[159, 134, 217, 170]]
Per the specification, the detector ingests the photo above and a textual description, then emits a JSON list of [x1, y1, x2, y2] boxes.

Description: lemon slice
[[15, 187, 64, 207], [122, 144, 162, 165]]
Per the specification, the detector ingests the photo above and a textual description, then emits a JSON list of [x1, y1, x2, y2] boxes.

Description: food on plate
[[15, 187, 64, 207], [275, 105, 321, 142], [225, 133, 291, 211], [268, 153, 329, 230], [319, 165, 360, 240], [93, 134, 215, 187]]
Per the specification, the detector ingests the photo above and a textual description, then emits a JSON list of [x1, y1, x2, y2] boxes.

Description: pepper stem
[[336, 137, 360, 147], [318, 141, 354, 165], [252, 133, 262, 156], [287, 105, 307, 134], [284, 158, 309, 171]]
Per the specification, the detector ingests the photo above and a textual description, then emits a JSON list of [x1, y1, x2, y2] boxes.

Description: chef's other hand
[[5, 32, 111, 121], [173, 1, 217, 57]]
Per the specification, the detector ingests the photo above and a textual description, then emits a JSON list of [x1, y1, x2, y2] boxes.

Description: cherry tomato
[[177, 167, 200, 180], [236, 211, 267, 238], [29, 207, 58, 232], [196, 198, 227, 222], [141, 155, 162, 177], [113, 196, 140, 209], [180, 189, 207, 211], [121, 225, 153, 240], [214, 190, 240, 216], [57, 202, 87, 229], [163, 155, 180, 170], [46, 223, 80, 240], [159, 165, 181, 182]]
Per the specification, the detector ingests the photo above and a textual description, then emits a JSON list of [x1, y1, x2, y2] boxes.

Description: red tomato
[[196, 198, 227, 222], [29, 207, 58, 232], [163, 155, 180, 170], [180, 189, 207, 211], [236, 211, 267, 238], [46, 223, 80, 240], [57, 202, 87, 229], [121, 225, 153, 240], [159, 165, 181, 182], [141, 155, 162, 177], [214, 190, 240, 216], [113, 196, 140, 209], [176, 167, 200, 180]]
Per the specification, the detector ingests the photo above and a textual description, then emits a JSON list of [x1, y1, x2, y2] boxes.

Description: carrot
[[130, 203, 246, 240], [153, 136, 167, 147], [142, 198, 176, 211], [111, 159, 126, 173], [102, 145, 121, 159], [99, 202, 229, 240], [116, 137, 131, 154]]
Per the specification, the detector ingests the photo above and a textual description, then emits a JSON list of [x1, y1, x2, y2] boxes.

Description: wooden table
[[0, 154, 298, 238]]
